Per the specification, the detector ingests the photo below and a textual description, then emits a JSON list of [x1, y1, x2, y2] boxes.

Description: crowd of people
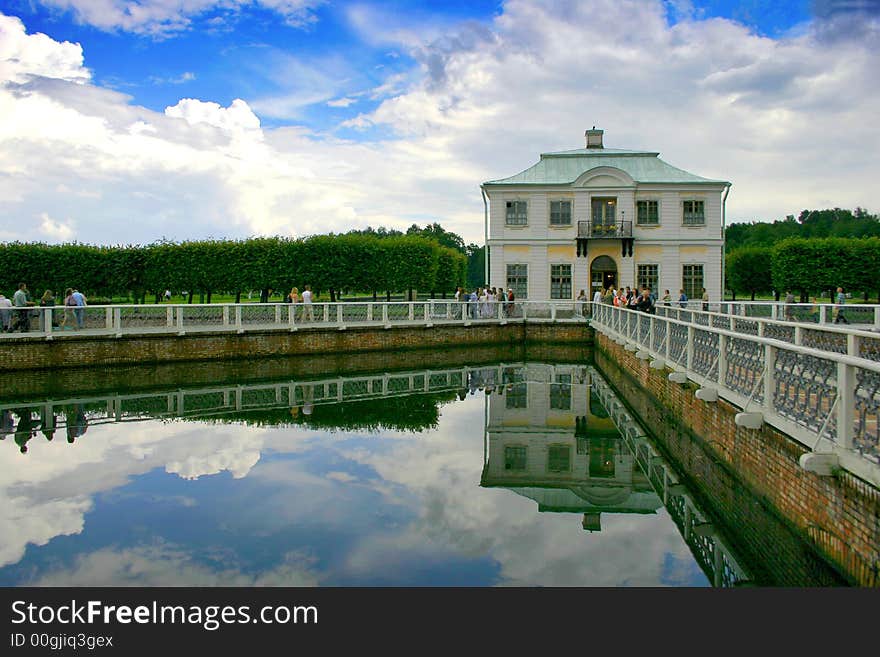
[[0, 283, 88, 333], [593, 284, 661, 313], [454, 286, 516, 318]]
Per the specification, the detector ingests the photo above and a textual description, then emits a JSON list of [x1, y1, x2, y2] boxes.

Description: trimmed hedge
[[0, 235, 466, 302]]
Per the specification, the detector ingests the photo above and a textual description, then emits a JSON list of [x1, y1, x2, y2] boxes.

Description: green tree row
[[725, 207, 879, 252], [726, 237, 880, 301], [0, 234, 467, 303]]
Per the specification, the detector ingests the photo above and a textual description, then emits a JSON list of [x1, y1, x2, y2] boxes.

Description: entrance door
[[590, 255, 617, 292]]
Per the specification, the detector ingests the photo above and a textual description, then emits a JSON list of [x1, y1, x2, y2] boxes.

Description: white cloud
[[327, 97, 356, 108], [1, 2, 879, 248], [38, 212, 75, 241], [149, 71, 196, 85], [343, 0, 880, 226], [0, 13, 89, 84], [37, 0, 325, 37]]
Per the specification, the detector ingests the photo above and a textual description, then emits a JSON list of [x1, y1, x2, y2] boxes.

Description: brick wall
[[595, 332, 879, 586], [3, 342, 592, 401], [2, 323, 592, 373]]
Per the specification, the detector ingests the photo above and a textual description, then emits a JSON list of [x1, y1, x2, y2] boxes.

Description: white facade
[[481, 130, 731, 303]]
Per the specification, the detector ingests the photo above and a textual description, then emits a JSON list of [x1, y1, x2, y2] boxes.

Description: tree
[[466, 244, 485, 289], [726, 247, 773, 300], [406, 222, 466, 253]]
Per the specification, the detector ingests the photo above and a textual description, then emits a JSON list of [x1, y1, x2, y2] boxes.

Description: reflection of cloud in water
[[0, 421, 285, 568], [331, 398, 701, 586], [2, 390, 705, 586], [29, 543, 321, 587]]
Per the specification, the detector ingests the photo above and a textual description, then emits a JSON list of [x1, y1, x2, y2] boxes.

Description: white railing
[[713, 300, 880, 328], [655, 305, 880, 363], [0, 300, 590, 340], [591, 303, 880, 487]]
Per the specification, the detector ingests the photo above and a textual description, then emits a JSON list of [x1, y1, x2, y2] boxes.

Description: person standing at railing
[[0, 293, 11, 332], [12, 283, 35, 332], [287, 287, 300, 321], [784, 291, 795, 321], [576, 290, 588, 317], [38, 290, 55, 331], [637, 289, 654, 314], [592, 288, 603, 305], [662, 289, 671, 307], [70, 288, 87, 329], [701, 288, 709, 312], [678, 289, 688, 309], [834, 287, 849, 324], [302, 285, 314, 321], [506, 288, 515, 317]]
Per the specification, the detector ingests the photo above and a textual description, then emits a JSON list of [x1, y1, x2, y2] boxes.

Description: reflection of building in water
[[481, 364, 661, 531]]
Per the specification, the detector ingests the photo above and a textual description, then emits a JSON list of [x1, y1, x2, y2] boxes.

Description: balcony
[[577, 221, 633, 239]]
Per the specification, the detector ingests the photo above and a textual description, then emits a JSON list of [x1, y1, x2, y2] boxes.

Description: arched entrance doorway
[[590, 255, 617, 292]]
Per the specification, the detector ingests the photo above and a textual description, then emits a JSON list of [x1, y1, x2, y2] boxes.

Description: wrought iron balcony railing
[[577, 221, 633, 238]]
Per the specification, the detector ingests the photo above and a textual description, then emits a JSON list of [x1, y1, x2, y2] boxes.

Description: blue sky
[[5, 1, 815, 129], [0, 0, 878, 245]]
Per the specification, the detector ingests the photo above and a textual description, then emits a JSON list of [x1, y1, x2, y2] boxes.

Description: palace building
[[481, 128, 731, 302]]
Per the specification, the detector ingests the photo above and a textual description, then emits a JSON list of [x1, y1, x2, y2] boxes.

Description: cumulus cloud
[[38, 212, 75, 241], [0, 13, 89, 84], [346, 0, 880, 225], [2, 2, 879, 247]]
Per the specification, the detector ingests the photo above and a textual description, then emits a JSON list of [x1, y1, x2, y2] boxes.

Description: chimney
[[585, 126, 604, 149]]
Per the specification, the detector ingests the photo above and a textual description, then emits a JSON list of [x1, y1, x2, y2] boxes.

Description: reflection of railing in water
[[589, 368, 752, 587], [0, 363, 589, 438]]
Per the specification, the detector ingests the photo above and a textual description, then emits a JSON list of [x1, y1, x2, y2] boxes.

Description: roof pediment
[[574, 166, 635, 188], [482, 148, 729, 187]]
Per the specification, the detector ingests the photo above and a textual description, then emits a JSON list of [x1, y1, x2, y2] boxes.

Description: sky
[[0, 0, 878, 246]]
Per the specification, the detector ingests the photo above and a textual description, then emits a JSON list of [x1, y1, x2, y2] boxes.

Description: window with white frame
[[550, 264, 572, 299], [682, 200, 705, 225], [637, 200, 659, 225], [505, 200, 528, 225], [683, 264, 704, 300], [549, 200, 572, 226], [506, 264, 528, 299], [637, 264, 659, 293]]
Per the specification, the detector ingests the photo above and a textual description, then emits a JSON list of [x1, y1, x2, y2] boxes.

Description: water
[[0, 360, 774, 586]]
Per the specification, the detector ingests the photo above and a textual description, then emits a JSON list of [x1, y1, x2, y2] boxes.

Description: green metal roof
[[482, 148, 729, 186]]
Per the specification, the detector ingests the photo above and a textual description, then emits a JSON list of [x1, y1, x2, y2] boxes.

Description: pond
[[1, 356, 848, 587]]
